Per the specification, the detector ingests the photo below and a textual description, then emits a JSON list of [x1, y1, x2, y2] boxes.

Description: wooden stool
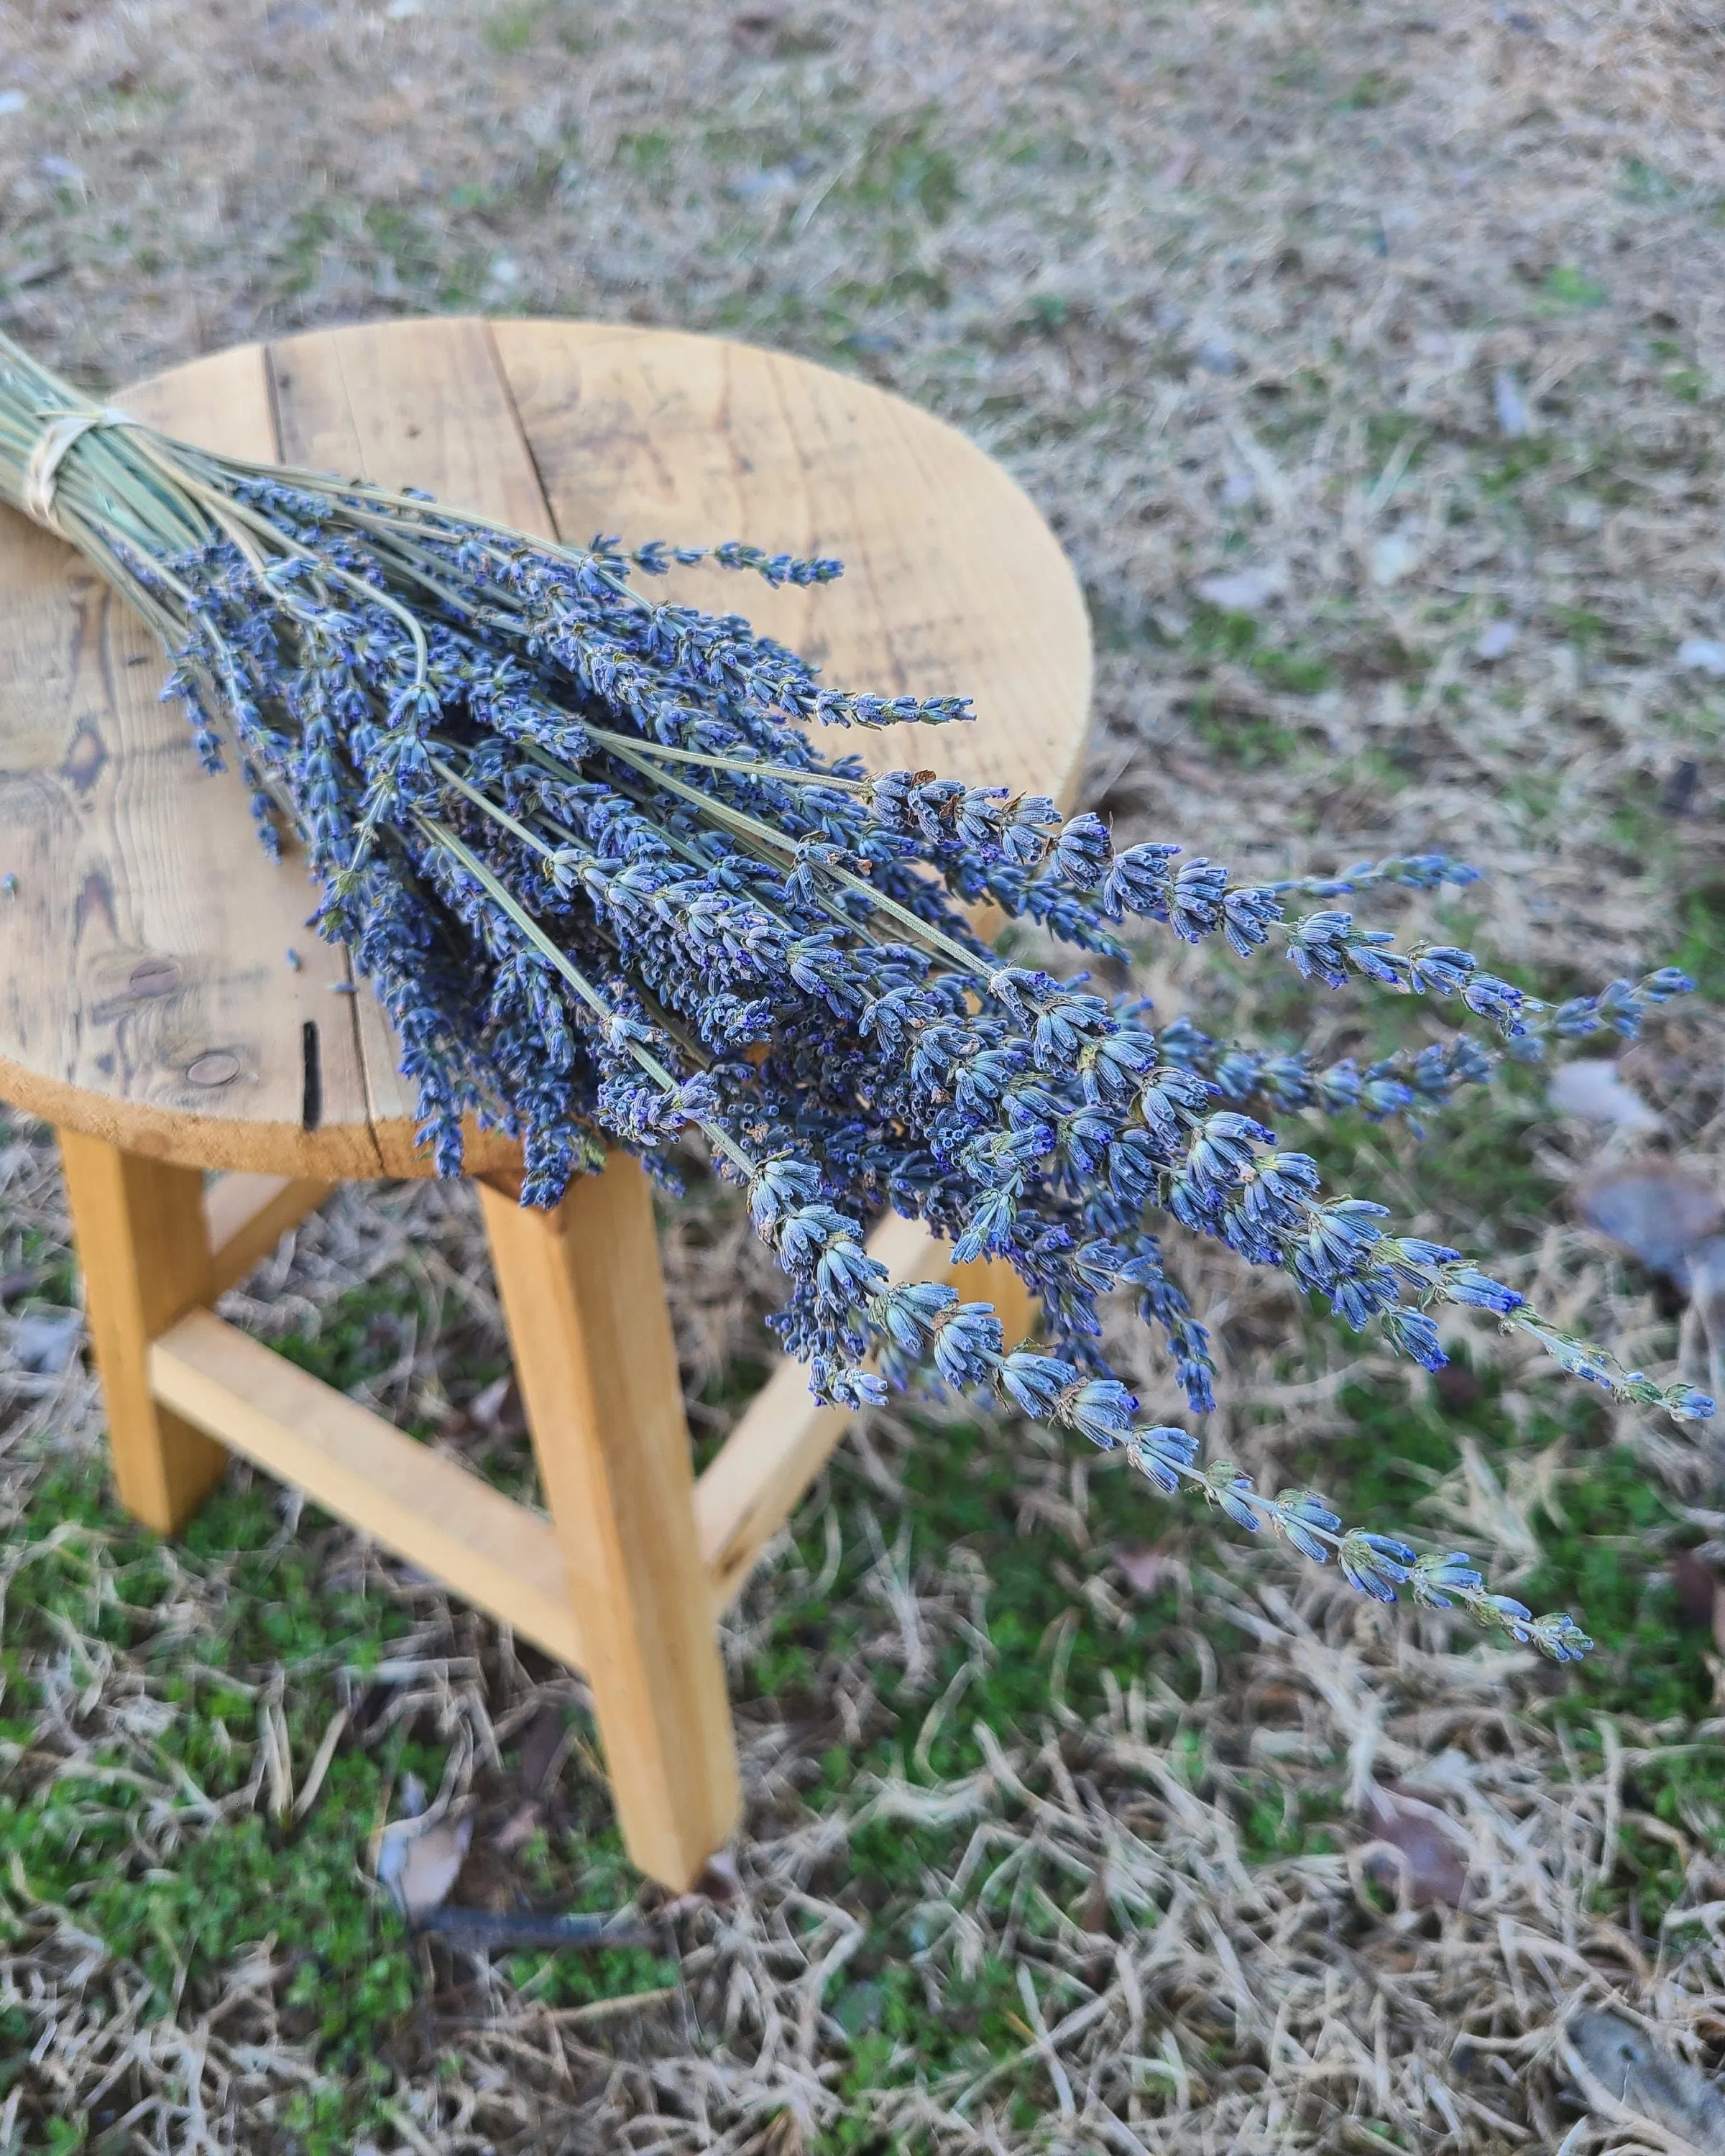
[[0, 318, 1092, 1889]]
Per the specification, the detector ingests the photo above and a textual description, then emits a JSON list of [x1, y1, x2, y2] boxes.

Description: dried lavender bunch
[[1, 333, 1709, 1664]]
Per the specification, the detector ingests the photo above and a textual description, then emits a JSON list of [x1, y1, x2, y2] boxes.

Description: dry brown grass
[[4, 1, 1725, 2148]]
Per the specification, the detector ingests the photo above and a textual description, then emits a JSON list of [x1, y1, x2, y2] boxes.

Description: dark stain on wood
[[63, 576, 98, 681], [129, 957, 180, 998], [61, 722, 107, 792], [185, 1049, 242, 1088], [75, 870, 116, 939]]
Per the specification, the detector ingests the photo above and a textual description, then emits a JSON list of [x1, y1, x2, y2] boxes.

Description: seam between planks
[[484, 319, 565, 547], [264, 335, 390, 1179]]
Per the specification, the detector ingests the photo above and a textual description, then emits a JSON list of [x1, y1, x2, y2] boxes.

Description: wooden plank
[[203, 1172, 332, 1295], [492, 319, 1094, 811], [267, 318, 551, 535], [149, 1307, 586, 1669], [696, 1218, 1041, 1611], [128, 347, 375, 1178], [0, 345, 382, 1176], [480, 1156, 740, 1890], [119, 346, 287, 462], [58, 1128, 226, 1531], [265, 319, 561, 1180]]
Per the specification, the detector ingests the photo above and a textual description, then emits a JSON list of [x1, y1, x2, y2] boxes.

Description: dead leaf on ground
[[1678, 637, 1725, 678], [1577, 1164, 1724, 1279], [386, 1820, 472, 1923], [1361, 1787, 1469, 1908], [446, 1372, 523, 1442], [1566, 2011, 1725, 2154], [1113, 1543, 1184, 1598], [377, 1812, 474, 1922], [515, 1703, 569, 1795], [693, 1851, 741, 1903], [1548, 1058, 1660, 1130], [1192, 563, 1285, 612], [10, 1309, 81, 1374]]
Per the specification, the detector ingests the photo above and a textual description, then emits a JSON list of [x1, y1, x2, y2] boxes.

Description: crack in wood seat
[[0, 317, 1092, 1888]]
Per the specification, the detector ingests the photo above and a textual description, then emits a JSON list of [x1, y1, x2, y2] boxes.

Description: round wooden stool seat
[[0, 317, 1092, 1181]]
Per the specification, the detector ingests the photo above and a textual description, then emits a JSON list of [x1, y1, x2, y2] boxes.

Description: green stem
[[580, 723, 868, 792]]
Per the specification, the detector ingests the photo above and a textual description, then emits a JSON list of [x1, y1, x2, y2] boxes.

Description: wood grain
[[0, 317, 1092, 1177], [479, 1156, 740, 1889], [58, 1126, 227, 1531], [267, 317, 551, 535], [491, 320, 1092, 807], [150, 1307, 586, 1668]]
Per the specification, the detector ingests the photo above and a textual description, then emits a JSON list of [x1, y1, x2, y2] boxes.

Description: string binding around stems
[[21, 406, 140, 536]]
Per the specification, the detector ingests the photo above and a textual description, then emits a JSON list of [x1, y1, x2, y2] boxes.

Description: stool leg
[[58, 1129, 225, 1534], [479, 1155, 740, 1892]]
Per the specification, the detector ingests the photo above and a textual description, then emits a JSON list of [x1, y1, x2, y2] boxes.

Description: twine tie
[[22, 406, 136, 535]]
